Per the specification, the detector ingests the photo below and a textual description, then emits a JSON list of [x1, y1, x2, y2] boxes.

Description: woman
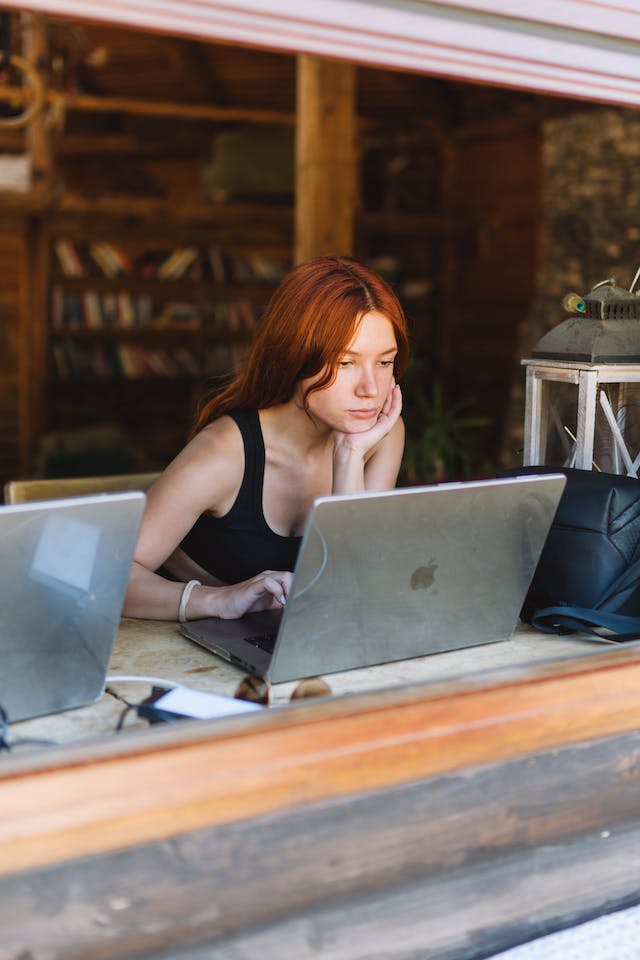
[[123, 255, 410, 621]]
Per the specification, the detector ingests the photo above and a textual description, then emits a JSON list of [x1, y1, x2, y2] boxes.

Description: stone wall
[[501, 105, 640, 467]]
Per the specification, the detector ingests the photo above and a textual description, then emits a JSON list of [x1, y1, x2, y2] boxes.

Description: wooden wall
[[0, 15, 595, 486]]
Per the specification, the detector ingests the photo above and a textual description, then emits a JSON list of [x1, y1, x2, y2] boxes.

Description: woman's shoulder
[[198, 411, 243, 442], [161, 414, 245, 498], [186, 414, 246, 469]]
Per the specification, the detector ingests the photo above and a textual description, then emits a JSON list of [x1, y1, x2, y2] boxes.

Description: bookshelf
[[44, 214, 292, 469]]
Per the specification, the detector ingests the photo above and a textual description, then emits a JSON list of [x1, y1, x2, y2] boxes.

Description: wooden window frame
[[3, 0, 640, 104], [2, 6, 640, 950]]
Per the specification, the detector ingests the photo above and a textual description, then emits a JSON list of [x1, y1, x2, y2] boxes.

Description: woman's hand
[[331, 382, 404, 492], [213, 570, 293, 620], [333, 381, 402, 460]]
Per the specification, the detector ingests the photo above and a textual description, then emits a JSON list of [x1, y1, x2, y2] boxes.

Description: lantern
[[522, 271, 640, 475]]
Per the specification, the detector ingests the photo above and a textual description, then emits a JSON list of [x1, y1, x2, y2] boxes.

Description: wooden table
[[10, 617, 605, 744], [2, 619, 640, 960]]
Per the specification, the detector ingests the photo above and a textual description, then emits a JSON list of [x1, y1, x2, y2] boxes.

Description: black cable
[[106, 682, 146, 733], [0, 704, 9, 752], [106, 682, 177, 732], [0, 704, 57, 752]]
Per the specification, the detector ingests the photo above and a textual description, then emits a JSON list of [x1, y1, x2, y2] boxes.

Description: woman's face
[[302, 310, 398, 433]]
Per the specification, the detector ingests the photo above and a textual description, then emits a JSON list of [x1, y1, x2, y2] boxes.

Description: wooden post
[[20, 13, 52, 474], [294, 55, 358, 264], [21, 12, 53, 201]]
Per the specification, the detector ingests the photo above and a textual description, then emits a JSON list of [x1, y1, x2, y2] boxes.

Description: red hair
[[192, 255, 410, 434]]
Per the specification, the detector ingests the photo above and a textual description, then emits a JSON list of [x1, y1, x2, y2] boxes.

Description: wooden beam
[[2, 644, 640, 877], [294, 55, 358, 262], [0, 84, 294, 125], [2, 730, 640, 959]]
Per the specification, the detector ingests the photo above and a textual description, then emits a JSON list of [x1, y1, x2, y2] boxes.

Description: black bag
[[502, 466, 640, 641]]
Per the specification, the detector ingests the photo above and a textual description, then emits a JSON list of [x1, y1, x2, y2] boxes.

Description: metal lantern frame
[[523, 358, 640, 475]]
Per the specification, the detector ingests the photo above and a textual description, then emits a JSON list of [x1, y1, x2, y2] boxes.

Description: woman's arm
[[123, 560, 291, 621], [122, 419, 292, 620]]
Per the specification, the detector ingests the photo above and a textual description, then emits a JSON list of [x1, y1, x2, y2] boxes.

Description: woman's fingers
[[258, 571, 292, 607], [380, 378, 396, 417], [220, 570, 293, 619], [384, 382, 402, 423]]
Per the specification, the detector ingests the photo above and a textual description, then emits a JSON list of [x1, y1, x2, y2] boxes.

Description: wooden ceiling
[[10, 15, 584, 147], [0, 13, 594, 239]]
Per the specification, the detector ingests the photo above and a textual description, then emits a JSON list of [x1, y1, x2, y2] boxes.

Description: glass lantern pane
[[540, 380, 578, 467], [594, 383, 640, 476]]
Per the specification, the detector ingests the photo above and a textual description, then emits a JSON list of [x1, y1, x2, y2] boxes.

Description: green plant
[[399, 366, 490, 486]]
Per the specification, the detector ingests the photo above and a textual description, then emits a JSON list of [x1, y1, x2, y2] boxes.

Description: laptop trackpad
[[221, 608, 281, 644]]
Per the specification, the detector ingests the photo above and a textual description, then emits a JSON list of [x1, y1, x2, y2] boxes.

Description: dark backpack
[[502, 466, 640, 641]]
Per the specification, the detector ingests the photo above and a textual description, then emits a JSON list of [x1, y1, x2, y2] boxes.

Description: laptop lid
[[181, 474, 565, 682], [0, 491, 145, 722]]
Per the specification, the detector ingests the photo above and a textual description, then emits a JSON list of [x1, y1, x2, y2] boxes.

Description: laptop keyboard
[[246, 634, 277, 654]]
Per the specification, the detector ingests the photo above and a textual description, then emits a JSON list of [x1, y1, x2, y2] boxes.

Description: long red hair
[[192, 255, 410, 434]]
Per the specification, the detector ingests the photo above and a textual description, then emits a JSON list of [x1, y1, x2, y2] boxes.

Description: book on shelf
[[156, 246, 200, 280], [114, 344, 137, 378], [228, 255, 255, 283], [88, 241, 132, 278], [155, 301, 200, 328], [53, 239, 85, 278], [206, 246, 227, 283], [116, 291, 138, 328], [249, 254, 288, 284], [51, 342, 70, 380], [82, 290, 104, 330], [205, 341, 248, 376], [100, 292, 120, 327], [51, 288, 76, 329], [92, 343, 117, 380], [50, 339, 95, 380], [174, 347, 201, 376], [233, 299, 255, 333]]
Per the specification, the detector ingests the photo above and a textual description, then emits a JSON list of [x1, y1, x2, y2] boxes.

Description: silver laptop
[[0, 491, 145, 722], [180, 474, 565, 682]]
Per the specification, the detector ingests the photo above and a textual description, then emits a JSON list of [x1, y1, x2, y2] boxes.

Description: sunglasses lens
[[234, 673, 271, 706], [290, 677, 332, 701]]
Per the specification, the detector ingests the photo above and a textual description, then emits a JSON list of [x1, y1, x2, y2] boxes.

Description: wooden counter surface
[[10, 616, 604, 745]]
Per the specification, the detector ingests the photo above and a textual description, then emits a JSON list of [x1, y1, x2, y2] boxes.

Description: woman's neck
[[260, 400, 332, 457]]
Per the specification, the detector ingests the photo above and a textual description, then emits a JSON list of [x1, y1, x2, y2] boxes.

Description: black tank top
[[179, 409, 302, 584]]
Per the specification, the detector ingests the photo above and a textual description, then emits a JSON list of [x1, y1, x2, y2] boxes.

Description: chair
[[3, 471, 160, 505]]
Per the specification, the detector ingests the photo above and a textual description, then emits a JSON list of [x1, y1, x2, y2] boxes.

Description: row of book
[[51, 288, 155, 330], [204, 342, 249, 377], [51, 288, 264, 333], [53, 238, 290, 285], [204, 299, 264, 334], [51, 341, 202, 381]]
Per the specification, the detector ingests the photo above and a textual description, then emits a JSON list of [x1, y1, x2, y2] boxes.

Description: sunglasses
[[234, 674, 332, 707]]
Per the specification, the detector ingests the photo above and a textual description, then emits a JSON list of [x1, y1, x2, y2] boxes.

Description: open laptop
[[0, 491, 145, 722], [180, 473, 566, 682]]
